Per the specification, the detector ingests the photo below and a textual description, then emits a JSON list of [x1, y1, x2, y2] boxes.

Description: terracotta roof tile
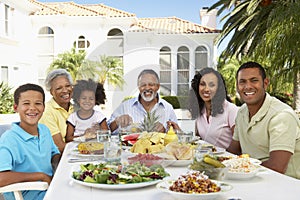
[[29, 1, 135, 17], [29, 1, 219, 33], [131, 17, 220, 34], [85, 4, 135, 17]]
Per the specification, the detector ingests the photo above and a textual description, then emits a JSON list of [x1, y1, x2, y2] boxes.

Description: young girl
[[66, 79, 109, 142]]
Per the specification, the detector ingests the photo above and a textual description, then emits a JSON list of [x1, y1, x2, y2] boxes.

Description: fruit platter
[[71, 162, 169, 189]]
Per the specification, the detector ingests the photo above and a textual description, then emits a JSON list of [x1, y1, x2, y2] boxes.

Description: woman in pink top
[[189, 68, 239, 149]]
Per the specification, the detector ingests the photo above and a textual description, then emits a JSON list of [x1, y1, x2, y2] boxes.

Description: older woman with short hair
[[40, 69, 74, 153]]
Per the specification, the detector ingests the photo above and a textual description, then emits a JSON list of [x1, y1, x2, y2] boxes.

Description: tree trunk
[[293, 71, 300, 111]]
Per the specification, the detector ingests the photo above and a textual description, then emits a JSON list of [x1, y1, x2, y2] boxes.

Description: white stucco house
[[0, 0, 220, 117]]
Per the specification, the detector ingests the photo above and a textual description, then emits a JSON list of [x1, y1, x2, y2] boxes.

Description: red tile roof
[[132, 17, 219, 34], [29, 1, 220, 33], [29, 1, 135, 17]]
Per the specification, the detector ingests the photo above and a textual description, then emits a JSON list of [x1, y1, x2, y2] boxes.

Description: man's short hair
[[236, 61, 267, 80], [137, 69, 160, 84]]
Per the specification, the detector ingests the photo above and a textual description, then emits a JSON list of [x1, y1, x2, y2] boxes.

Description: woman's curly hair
[[72, 79, 106, 107], [189, 68, 230, 119]]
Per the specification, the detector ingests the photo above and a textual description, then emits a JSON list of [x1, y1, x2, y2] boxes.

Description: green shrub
[[0, 82, 14, 114], [122, 96, 135, 102], [162, 96, 189, 109]]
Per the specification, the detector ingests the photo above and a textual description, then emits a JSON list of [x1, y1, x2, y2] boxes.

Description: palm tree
[[48, 48, 86, 80], [95, 55, 125, 88], [78, 55, 125, 89], [211, 0, 300, 109], [0, 82, 14, 114], [48, 49, 125, 89]]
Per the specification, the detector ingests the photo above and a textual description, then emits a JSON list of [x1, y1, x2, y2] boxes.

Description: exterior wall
[[0, 0, 39, 89], [1, 1, 219, 117]]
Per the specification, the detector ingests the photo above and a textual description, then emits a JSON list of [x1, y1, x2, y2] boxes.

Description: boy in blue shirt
[[0, 83, 60, 200]]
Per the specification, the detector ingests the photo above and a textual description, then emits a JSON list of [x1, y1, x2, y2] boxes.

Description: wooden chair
[[0, 182, 48, 200]]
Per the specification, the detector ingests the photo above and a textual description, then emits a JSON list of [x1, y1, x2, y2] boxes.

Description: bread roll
[[164, 142, 193, 160]]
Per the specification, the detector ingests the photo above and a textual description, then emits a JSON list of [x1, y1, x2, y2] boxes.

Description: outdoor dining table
[[44, 142, 300, 200]]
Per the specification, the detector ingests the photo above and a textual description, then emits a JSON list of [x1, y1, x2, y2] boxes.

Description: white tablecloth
[[44, 142, 300, 200]]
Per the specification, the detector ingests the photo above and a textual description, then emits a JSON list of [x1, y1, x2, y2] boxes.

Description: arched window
[[106, 28, 124, 56], [73, 35, 90, 52], [38, 26, 54, 34], [177, 46, 189, 95], [159, 46, 171, 95], [37, 26, 55, 86], [195, 46, 208, 72], [108, 28, 123, 37]]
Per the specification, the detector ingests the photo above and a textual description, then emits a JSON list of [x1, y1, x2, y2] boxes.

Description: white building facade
[[0, 0, 220, 114]]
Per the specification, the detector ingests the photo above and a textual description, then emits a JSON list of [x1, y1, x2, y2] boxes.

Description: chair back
[[0, 124, 11, 137]]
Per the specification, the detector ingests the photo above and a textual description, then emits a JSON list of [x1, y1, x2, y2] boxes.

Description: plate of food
[[71, 162, 170, 189], [158, 142, 194, 167], [196, 141, 226, 155], [69, 142, 104, 157], [156, 171, 233, 200], [222, 156, 260, 180], [127, 153, 164, 167], [162, 159, 192, 167]]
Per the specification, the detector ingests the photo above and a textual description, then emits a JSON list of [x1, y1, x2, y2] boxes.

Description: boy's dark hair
[[236, 61, 267, 80], [72, 79, 106, 106], [190, 67, 230, 119], [14, 83, 45, 105]]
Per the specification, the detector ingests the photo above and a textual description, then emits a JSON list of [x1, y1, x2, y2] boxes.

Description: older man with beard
[[108, 69, 179, 133]]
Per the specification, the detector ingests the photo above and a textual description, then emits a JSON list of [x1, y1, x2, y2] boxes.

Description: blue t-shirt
[[0, 122, 60, 200]]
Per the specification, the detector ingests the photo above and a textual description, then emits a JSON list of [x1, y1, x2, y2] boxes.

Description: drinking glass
[[96, 130, 110, 143], [118, 123, 130, 137], [177, 131, 193, 144], [104, 140, 122, 162]]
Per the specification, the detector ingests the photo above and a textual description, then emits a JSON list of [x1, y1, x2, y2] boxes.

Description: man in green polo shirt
[[227, 61, 300, 179]]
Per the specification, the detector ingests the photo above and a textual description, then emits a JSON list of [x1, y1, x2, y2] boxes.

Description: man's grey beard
[[141, 90, 156, 102]]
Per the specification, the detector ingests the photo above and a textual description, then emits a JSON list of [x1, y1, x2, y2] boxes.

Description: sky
[[38, 0, 228, 54]]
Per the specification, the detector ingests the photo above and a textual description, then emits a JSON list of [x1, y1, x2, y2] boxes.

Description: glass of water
[[96, 130, 110, 143], [104, 140, 122, 163], [177, 131, 194, 144]]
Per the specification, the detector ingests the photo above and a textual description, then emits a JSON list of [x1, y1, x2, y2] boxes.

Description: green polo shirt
[[233, 93, 300, 179], [40, 98, 74, 141]]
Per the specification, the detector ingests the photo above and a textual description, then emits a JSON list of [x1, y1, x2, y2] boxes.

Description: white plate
[[163, 159, 193, 167], [157, 180, 233, 200], [69, 149, 103, 158], [226, 168, 259, 180], [211, 147, 226, 155], [195, 141, 226, 155], [72, 177, 163, 189], [249, 158, 262, 165]]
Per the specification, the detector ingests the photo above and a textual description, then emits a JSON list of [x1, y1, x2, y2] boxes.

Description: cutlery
[[68, 158, 102, 163]]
